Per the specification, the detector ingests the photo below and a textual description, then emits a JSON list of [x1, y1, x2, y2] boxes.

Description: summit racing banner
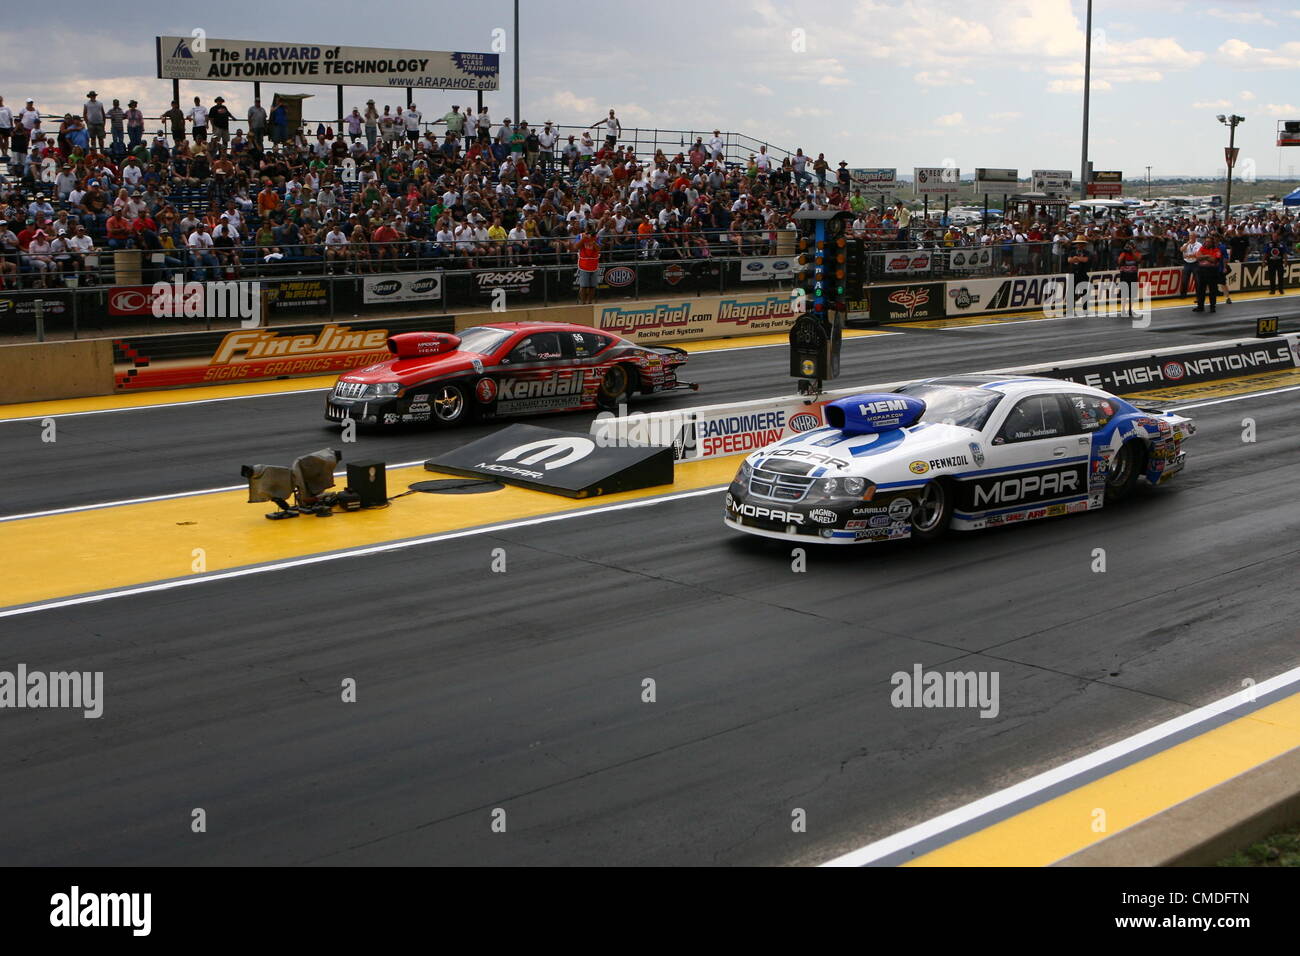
[[156, 37, 499, 90], [593, 293, 800, 344], [112, 315, 454, 390]]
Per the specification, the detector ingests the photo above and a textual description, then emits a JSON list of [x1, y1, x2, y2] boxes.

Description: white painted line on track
[[0, 386, 331, 423], [1174, 384, 1300, 410], [0, 484, 730, 618], [821, 663, 1300, 867]]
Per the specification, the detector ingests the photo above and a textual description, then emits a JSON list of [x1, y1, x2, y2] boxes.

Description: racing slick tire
[[430, 382, 473, 427], [1104, 440, 1144, 503], [909, 480, 953, 542], [596, 364, 633, 410]]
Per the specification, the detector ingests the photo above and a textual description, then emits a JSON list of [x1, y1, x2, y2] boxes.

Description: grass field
[[1217, 820, 1300, 867]]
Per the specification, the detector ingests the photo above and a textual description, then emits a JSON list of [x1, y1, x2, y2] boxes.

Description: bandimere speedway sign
[[111, 315, 454, 390], [156, 37, 499, 90], [594, 293, 800, 344]]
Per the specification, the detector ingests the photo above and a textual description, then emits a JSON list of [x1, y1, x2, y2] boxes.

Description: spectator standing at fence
[[208, 96, 232, 147], [1179, 234, 1201, 297], [82, 91, 106, 150], [1067, 238, 1093, 315], [105, 99, 125, 153], [403, 104, 422, 143], [576, 226, 601, 304], [1263, 233, 1287, 294], [125, 99, 144, 148], [240, 99, 265, 150], [593, 109, 621, 149], [1116, 240, 1141, 317], [0, 97, 13, 162], [1191, 234, 1222, 313], [187, 97, 208, 144], [269, 100, 288, 148], [363, 100, 379, 148], [162, 101, 185, 146], [344, 107, 362, 144]]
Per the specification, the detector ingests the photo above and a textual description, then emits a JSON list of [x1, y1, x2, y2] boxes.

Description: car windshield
[[456, 326, 514, 355], [895, 384, 1002, 430]]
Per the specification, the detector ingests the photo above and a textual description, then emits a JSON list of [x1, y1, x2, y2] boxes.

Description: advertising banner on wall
[[592, 292, 800, 344], [740, 256, 796, 281], [878, 251, 934, 275], [849, 168, 898, 194], [112, 315, 454, 390], [913, 166, 962, 195], [362, 272, 443, 305], [156, 36, 499, 89], [868, 283, 946, 322]]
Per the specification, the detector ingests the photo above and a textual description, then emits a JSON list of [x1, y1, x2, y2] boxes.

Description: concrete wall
[[0, 340, 115, 404]]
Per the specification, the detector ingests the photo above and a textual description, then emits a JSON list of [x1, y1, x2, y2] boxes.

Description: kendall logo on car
[[475, 378, 498, 403], [1162, 361, 1186, 381], [789, 413, 821, 433]]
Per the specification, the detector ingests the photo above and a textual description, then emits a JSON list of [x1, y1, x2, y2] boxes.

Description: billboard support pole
[[337, 86, 344, 130], [1080, 0, 1093, 201]]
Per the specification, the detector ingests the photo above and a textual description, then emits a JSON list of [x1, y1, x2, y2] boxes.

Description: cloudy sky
[[4, 0, 1298, 180]]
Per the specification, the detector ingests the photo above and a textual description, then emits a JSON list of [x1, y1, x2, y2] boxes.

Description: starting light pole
[[790, 210, 853, 397]]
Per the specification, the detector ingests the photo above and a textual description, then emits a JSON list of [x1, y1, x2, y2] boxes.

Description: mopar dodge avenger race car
[[326, 321, 695, 426], [724, 375, 1195, 544]]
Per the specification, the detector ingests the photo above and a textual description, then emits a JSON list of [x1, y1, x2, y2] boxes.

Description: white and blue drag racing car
[[724, 375, 1195, 544]]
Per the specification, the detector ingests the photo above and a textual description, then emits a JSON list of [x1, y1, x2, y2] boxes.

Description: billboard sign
[[156, 36, 499, 90], [913, 166, 961, 195]]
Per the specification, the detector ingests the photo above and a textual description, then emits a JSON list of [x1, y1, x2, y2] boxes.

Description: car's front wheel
[[909, 480, 953, 541], [429, 382, 472, 427]]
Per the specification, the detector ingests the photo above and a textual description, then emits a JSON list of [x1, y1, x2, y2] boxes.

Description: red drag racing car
[[325, 322, 697, 427]]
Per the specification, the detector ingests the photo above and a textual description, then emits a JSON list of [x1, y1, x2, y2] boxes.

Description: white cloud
[[988, 111, 1023, 120], [1191, 99, 1232, 109], [1206, 8, 1274, 26], [753, 84, 774, 96], [1260, 103, 1299, 117], [1048, 78, 1114, 93], [1101, 37, 1204, 68], [1239, 90, 1256, 101], [935, 112, 964, 127], [1216, 38, 1300, 69], [914, 69, 973, 87], [818, 75, 851, 86], [788, 106, 831, 118]]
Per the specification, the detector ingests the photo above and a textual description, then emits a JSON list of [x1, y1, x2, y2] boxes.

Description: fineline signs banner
[[156, 36, 499, 90], [593, 293, 799, 344], [112, 316, 455, 390]]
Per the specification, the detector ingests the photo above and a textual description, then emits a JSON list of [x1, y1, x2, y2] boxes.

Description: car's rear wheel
[[597, 364, 632, 410], [909, 480, 953, 541], [430, 383, 471, 427], [1105, 440, 1144, 502]]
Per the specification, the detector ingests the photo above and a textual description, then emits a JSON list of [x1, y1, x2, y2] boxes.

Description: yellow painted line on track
[[0, 456, 738, 610], [0, 332, 890, 422], [904, 692, 1300, 867], [1125, 366, 1300, 403]]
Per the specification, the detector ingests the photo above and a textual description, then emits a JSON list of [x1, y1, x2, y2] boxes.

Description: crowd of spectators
[[0, 88, 1296, 293]]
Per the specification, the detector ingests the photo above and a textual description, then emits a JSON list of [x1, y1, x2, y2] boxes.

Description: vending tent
[[1283, 187, 1300, 206]]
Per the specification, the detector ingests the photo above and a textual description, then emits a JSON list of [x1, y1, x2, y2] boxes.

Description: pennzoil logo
[[909, 460, 929, 474], [211, 324, 389, 364]]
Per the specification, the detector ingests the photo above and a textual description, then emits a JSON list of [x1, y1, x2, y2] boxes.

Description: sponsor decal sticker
[[475, 377, 498, 403], [909, 460, 929, 475], [969, 442, 985, 467], [809, 509, 838, 525], [789, 413, 821, 433], [888, 498, 913, 521]]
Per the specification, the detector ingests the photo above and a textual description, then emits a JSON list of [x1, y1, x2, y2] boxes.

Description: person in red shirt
[[1116, 240, 1142, 318], [370, 219, 400, 269], [1192, 234, 1223, 313], [105, 211, 132, 249], [576, 228, 601, 304]]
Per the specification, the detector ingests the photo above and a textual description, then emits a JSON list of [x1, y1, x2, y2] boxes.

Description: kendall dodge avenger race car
[[725, 375, 1195, 544], [326, 322, 695, 426]]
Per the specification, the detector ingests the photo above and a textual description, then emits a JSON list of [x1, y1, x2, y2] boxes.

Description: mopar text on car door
[[960, 394, 1090, 515]]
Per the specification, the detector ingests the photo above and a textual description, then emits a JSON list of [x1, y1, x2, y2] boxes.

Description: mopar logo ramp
[[425, 424, 674, 498]]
